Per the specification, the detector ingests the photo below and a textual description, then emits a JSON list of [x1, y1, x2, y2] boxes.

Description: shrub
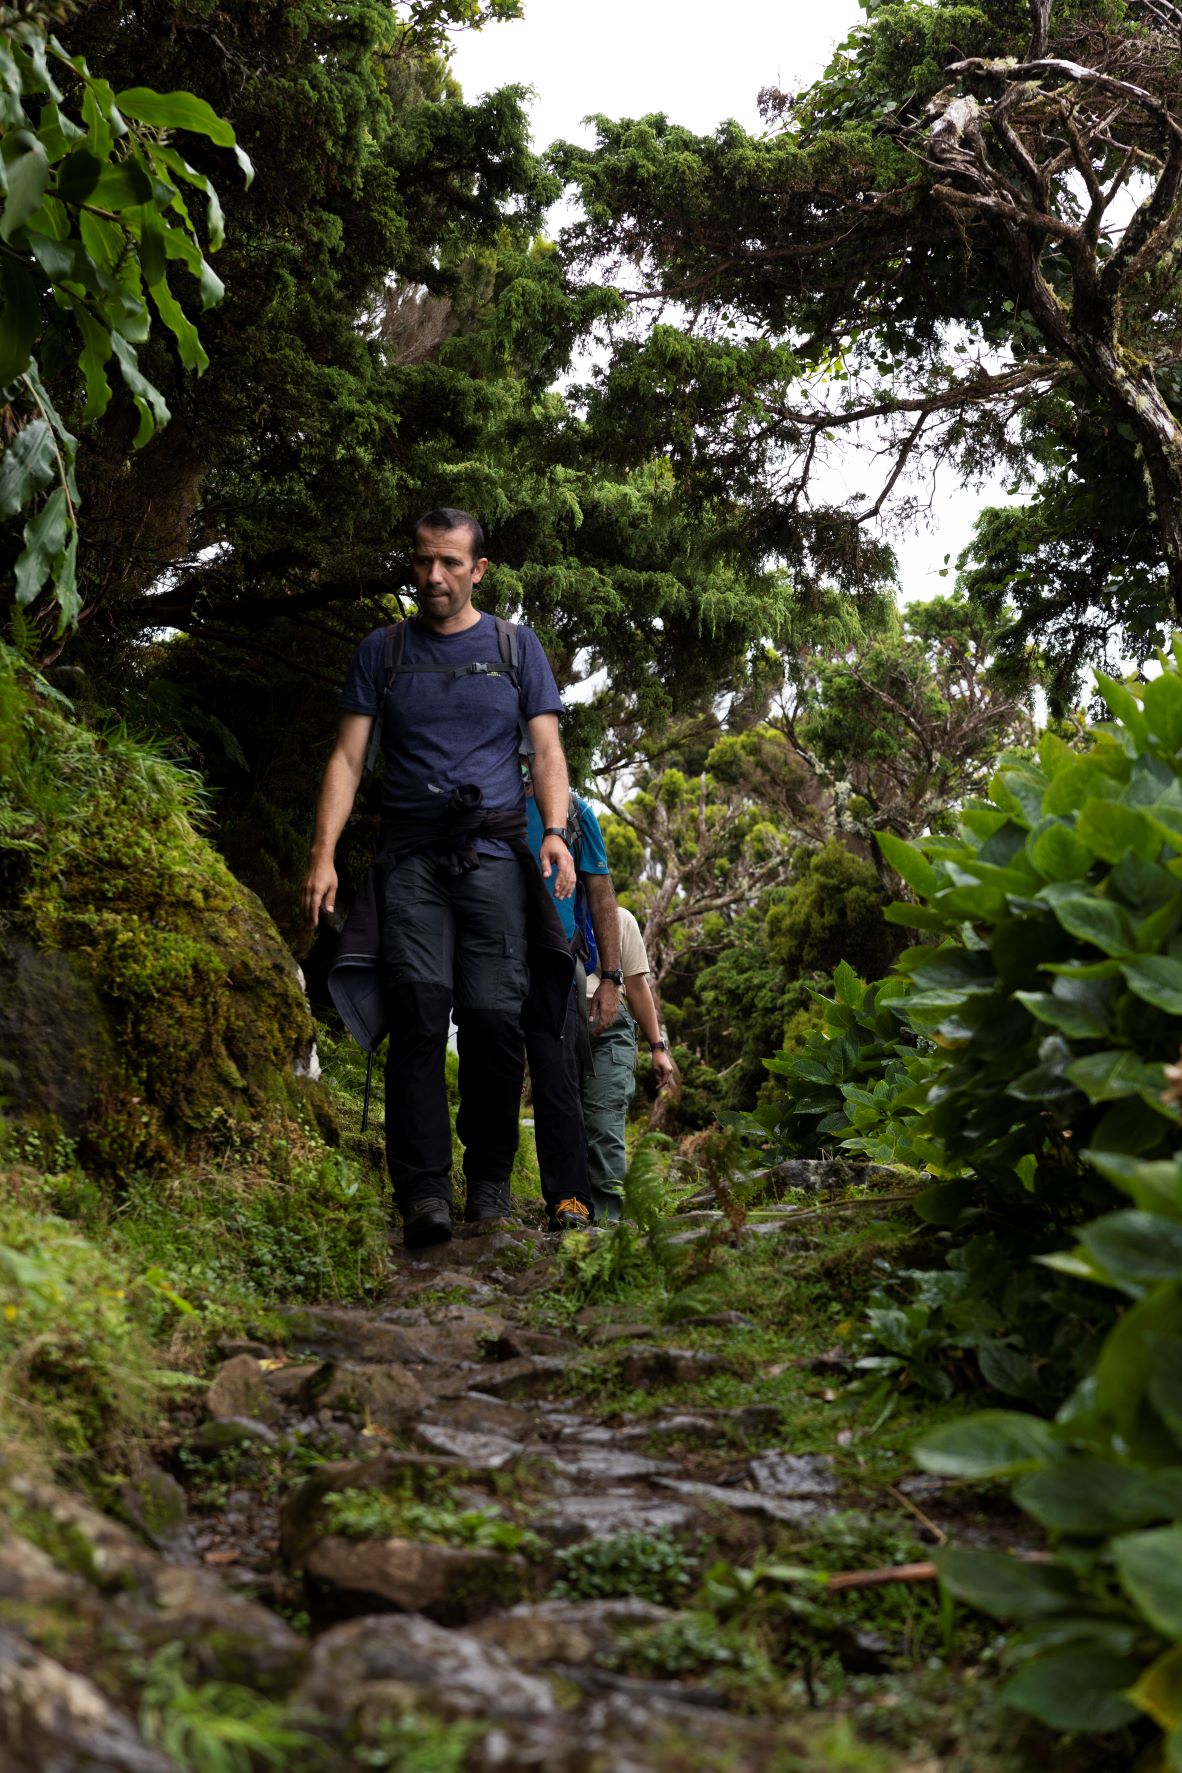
[[754, 643, 1182, 1752]]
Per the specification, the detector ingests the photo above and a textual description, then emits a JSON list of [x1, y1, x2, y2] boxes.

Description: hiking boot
[[463, 1181, 512, 1224], [547, 1196, 592, 1232], [402, 1200, 453, 1249]]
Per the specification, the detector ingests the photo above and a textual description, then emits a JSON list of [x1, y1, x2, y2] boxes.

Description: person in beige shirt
[[583, 905, 676, 1221]]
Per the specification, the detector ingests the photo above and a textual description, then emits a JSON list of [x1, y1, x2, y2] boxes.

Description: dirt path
[[0, 1205, 1005, 1771]]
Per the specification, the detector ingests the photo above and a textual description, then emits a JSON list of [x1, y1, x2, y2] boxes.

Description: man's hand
[[651, 1045, 676, 1090], [303, 850, 338, 928], [588, 977, 620, 1032], [540, 832, 575, 898]]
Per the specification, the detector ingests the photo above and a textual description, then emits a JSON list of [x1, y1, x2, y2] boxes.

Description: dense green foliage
[[0, 642, 322, 1171], [0, 4, 248, 629], [554, 0, 1182, 699], [746, 644, 1182, 1751]]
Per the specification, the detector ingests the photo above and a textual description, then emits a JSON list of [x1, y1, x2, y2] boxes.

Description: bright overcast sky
[[451, 0, 998, 605]]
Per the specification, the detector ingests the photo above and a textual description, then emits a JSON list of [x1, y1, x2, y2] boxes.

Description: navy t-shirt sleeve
[[339, 628, 386, 716], [516, 625, 563, 720]]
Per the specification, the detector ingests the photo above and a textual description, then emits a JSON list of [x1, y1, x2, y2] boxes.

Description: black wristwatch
[[650, 1040, 668, 1052], [599, 968, 624, 986], [542, 825, 570, 845]]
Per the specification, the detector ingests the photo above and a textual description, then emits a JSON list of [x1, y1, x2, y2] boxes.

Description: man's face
[[411, 526, 487, 627]]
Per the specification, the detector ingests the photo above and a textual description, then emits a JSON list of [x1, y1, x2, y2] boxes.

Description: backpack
[[365, 615, 532, 773], [567, 792, 600, 974]]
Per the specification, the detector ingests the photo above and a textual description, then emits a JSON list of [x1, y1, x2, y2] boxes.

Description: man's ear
[[472, 556, 489, 584]]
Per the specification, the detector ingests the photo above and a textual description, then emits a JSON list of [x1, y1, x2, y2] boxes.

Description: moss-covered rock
[[0, 646, 317, 1173]]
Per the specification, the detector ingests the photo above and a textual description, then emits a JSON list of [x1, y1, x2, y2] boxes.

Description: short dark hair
[[413, 507, 485, 560]]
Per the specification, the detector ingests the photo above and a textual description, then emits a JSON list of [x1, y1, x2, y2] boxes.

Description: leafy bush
[[550, 1530, 696, 1606], [754, 644, 1182, 1752], [0, 1191, 182, 1466]]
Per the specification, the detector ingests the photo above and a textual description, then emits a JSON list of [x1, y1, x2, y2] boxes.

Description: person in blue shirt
[[524, 782, 622, 1224], [303, 509, 578, 1247]]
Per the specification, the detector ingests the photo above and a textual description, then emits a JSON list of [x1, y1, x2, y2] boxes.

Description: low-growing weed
[[138, 1642, 324, 1772], [322, 1488, 543, 1556], [354, 1712, 487, 1772], [608, 1610, 776, 1696], [550, 1530, 697, 1606]]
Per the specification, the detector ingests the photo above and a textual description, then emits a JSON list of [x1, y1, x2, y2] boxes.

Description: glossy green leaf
[[1065, 1051, 1167, 1104], [915, 1410, 1059, 1479], [1115, 1525, 1182, 1638], [0, 255, 38, 387], [1096, 672, 1150, 742], [1144, 673, 1182, 752], [1015, 1457, 1182, 1533], [52, 145, 102, 203], [111, 332, 169, 444], [1128, 1645, 1182, 1731], [1002, 1649, 1142, 1731], [1014, 990, 1108, 1039], [89, 157, 154, 210], [876, 830, 937, 897], [1051, 896, 1135, 957], [1123, 956, 1182, 1014], [1029, 822, 1093, 881], [935, 1546, 1077, 1619], [0, 417, 55, 517], [14, 483, 67, 605], [1077, 798, 1161, 865], [1086, 1150, 1182, 1217], [1081, 1212, 1182, 1292], [114, 88, 254, 184], [0, 127, 50, 240]]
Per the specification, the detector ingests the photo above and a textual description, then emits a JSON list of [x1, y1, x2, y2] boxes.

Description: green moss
[[0, 646, 317, 1175]]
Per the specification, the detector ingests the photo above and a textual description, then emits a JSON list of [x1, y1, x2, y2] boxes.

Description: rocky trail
[[0, 1195, 1019, 1772]]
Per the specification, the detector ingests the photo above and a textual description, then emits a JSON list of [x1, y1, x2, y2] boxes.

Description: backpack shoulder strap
[[495, 616, 534, 759], [365, 620, 407, 775]]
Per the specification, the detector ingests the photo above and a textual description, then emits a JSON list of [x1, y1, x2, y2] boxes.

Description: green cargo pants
[[582, 1000, 636, 1223]]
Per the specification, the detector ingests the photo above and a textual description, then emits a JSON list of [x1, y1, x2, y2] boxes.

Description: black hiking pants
[[523, 979, 593, 1215], [380, 852, 527, 1216]]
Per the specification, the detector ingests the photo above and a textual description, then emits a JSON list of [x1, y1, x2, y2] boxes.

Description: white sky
[[451, 0, 1002, 605]]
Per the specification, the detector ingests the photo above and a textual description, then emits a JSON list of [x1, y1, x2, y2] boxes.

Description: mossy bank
[[0, 643, 325, 1175]]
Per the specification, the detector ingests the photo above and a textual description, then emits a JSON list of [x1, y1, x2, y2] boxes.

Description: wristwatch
[[650, 1040, 668, 1052], [599, 968, 624, 986]]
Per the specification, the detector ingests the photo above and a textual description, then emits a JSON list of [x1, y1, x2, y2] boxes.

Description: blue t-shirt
[[526, 793, 610, 939], [341, 615, 563, 856]]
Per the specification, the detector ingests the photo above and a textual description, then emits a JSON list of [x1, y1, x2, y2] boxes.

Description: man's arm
[[626, 969, 676, 1089], [527, 712, 575, 898], [583, 871, 621, 1032], [303, 712, 373, 927]]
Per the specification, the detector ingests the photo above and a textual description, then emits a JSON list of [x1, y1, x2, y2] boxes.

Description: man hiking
[[523, 775, 620, 1229], [303, 508, 576, 1247]]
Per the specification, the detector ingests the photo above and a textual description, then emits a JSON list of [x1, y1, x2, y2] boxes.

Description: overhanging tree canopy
[[553, 0, 1182, 700]]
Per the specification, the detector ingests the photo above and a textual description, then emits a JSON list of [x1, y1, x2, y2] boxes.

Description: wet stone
[[191, 1416, 280, 1454], [304, 1359, 426, 1425], [541, 1448, 677, 1484], [118, 1460, 191, 1556], [421, 1393, 532, 1439], [655, 1477, 830, 1525], [749, 1451, 839, 1498], [0, 1627, 175, 1773], [296, 1611, 557, 1721], [537, 1492, 700, 1546], [260, 1360, 326, 1403], [303, 1536, 528, 1626], [615, 1347, 741, 1389], [471, 1354, 569, 1399], [206, 1354, 277, 1424], [411, 1423, 521, 1467], [471, 1597, 674, 1666]]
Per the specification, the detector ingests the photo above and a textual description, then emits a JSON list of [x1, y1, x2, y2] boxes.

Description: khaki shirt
[[585, 904, 650, 1001]]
